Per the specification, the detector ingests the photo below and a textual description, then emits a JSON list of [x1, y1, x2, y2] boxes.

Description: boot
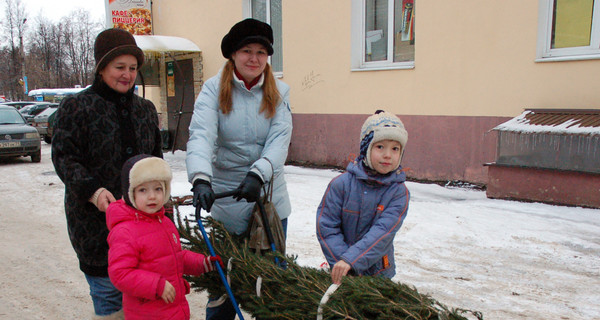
[[92, 309, 124, 320]]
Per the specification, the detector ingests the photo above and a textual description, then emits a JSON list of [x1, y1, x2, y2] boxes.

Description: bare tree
[[29, 15, 53, 88], [1, 2, 101, 99], [52, 22, 68, 88], [28, 16, 71, 89], [62, 9, 101, 87], [1, 0, 27, 100]]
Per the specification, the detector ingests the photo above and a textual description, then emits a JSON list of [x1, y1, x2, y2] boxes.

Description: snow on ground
[[167, 150, 600, 320], [1, 144, 599, 319]]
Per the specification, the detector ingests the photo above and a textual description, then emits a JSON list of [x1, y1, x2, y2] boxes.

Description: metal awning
[[493, 109, 600, 136], [133, 35, 201, 53]]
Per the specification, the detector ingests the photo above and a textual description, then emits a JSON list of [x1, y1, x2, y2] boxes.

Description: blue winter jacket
[[316, 160, 410, 278], [186, 70, 293, 234]]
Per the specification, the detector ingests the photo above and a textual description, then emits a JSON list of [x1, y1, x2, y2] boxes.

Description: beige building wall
[[141, 85, 163, 123], [151, 0, 600, 117], [149, 0, 600, 184], [151, 1, 242, 82], [288, 0, 599, 116]]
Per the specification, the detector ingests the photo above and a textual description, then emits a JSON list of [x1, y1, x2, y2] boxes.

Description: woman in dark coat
[[52, 28, 162, 320]]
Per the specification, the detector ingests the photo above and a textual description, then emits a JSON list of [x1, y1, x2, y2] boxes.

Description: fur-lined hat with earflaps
[[121, 154, 172, 210], [359, 110, 409, 170]]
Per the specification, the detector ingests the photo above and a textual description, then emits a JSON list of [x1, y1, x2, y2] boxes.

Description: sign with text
[[108, 0, 152, 35], [167, 62, 175, 97]]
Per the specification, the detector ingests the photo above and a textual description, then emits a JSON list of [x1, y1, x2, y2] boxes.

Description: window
[[136, 58, 160, 86], [537, 0, 600, 61], [244, 0, 283, 74], [351, 0, 415, 70]]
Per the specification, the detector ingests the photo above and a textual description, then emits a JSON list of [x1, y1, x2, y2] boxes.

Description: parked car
[[19, 103, 57, 123], [0, 101, 46, 111], [0, 105, 41, 162], [32, 105, 59, 144]]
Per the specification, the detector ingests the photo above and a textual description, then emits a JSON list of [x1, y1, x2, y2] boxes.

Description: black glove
[[192, 180, 215, 212], [234, 172, 264, 203]]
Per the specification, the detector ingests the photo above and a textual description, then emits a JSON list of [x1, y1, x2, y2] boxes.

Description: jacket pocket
[[183, 279, 191, 294]]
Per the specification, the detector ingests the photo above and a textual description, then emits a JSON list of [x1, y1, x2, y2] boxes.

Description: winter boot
[[91, 309, 124, 320]]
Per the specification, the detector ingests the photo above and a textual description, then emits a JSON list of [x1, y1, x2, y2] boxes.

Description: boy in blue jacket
[[316, 110, 410, 284]]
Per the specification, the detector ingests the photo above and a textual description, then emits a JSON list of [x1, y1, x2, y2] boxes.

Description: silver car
[[0, 105, 42, 162], [32, 105, 59, 144], [0, 101, 47, 111]]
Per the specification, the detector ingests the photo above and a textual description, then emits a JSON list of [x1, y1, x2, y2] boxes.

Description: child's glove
[[203, 255, 224, 272]]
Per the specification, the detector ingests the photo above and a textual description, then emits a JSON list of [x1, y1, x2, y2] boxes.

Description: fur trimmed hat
[[359, 110, 409, 169], [94, 28, 144, 74], [221, 18, 274, 59], [121, 154, 172, 210]]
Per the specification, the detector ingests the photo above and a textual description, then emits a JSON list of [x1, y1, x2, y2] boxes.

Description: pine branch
[[175, 204, 483, 320]]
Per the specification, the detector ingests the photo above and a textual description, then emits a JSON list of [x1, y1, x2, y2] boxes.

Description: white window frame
[[243, 0, 283, 77], [351, 0, 415, 71], [536, 0, 600, 62]]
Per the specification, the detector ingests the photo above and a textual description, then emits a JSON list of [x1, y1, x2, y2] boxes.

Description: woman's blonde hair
[[218, 60, 280, 119]]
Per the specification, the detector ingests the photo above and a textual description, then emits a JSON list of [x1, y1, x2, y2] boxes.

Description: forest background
[[0, 0, 101, 101]]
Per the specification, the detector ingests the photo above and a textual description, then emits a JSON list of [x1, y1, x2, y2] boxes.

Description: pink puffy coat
[[107, 199, 208, 320]]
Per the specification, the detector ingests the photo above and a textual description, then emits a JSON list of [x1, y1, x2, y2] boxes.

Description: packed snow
[[133, 35, 201, 52], [165, 149, 600, 320], [493, 110, 600, 135], [27, 86, 90, 98], [1, 144, 599, 319]]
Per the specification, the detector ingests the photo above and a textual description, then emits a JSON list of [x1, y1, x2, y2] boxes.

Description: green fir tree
[[175, 204, 483, 320]]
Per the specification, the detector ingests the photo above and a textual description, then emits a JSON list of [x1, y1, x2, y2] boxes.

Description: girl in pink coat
[[107, 154, 221, 320]]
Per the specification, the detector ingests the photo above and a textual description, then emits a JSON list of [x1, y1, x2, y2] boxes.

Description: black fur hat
[[221, 18, 274, 59], [94, 28, 144, 74]]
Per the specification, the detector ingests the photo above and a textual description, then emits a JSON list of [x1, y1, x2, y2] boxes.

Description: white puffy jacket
[[186, 70, 293, 234]]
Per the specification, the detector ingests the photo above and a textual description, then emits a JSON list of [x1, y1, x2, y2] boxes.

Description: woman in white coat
[[186, 18, 293, 320]]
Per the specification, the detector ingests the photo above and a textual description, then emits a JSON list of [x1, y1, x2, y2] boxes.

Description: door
[[166, 59, 195, 151]]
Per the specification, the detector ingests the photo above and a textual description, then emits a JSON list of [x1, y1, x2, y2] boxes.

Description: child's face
[[370, 139, 402, 174], [133, 180, 165, 214]]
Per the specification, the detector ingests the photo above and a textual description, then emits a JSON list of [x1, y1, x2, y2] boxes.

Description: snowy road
[[1, 144, 599, 319]]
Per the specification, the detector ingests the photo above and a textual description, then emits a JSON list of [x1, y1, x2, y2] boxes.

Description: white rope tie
[[316, 283, 340, 320], [206, 294, 228, 308], [256, 276, 263, 297], [226, 257, 233, 286]]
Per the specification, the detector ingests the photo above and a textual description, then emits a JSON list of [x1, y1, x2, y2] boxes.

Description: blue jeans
[[206, 296, 237, 320], [84, 274, 123, 316], [206, 219, 287, 320]]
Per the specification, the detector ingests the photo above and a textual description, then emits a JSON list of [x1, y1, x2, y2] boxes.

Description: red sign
[[108, 0, 152, 35]]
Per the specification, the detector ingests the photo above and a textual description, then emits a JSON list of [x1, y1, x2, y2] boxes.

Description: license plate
[[0, 141, 21, 148]]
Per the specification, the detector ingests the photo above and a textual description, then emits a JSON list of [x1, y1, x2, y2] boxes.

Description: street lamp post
[[19, 18, 27, 97]]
